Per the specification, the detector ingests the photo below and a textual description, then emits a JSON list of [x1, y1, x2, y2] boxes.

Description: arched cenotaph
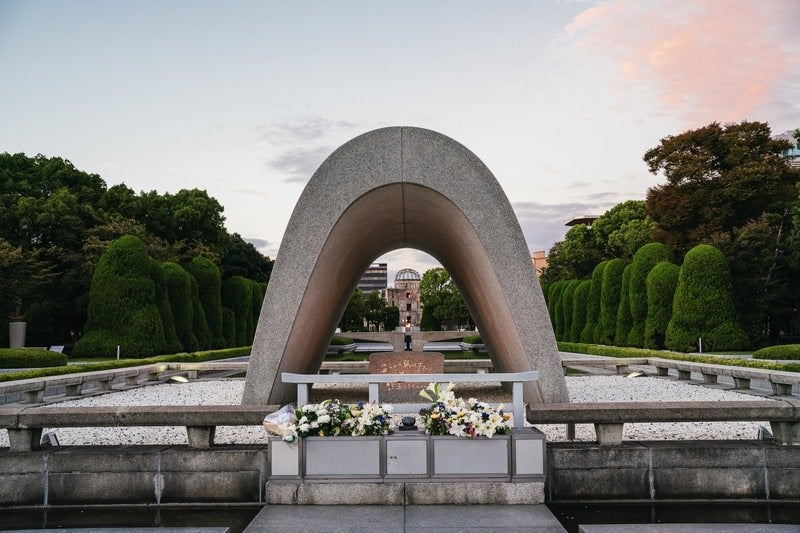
[[242, 127, 569, 406]]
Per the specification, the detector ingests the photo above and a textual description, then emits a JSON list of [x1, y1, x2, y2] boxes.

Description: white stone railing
[[281, 370, 539, 429]]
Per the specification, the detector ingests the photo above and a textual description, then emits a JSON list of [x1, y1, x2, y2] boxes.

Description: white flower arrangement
[[268, 400, 395, 442], [419, 382, 511, 438]]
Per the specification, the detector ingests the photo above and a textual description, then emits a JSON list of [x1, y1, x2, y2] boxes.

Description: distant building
[[386, 268, 423, 326], [357, 262, 387, 296], [531, 250, 548, 278], [565, 215, 600, 227], [774, 130, 800, 168]]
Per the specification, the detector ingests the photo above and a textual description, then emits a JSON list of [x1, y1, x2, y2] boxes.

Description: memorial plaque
[[368, 352, 445, 402]]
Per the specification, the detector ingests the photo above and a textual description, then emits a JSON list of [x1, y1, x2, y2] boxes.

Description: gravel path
[[0, 376, 774, 446]]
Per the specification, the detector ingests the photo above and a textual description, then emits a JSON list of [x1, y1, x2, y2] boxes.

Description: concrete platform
[[244, 504, 566, 532], [580, 526, 799, 532]]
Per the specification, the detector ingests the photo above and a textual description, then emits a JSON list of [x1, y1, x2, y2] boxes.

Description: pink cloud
[[565, 0, 800, 128]]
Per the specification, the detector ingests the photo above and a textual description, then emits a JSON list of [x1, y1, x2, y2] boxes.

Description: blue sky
[[2, 0, 798, 281]]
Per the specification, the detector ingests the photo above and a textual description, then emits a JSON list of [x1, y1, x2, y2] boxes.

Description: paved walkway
[[243, 504, 566, 532]]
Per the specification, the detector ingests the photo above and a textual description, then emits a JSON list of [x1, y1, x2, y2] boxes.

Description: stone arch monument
[[242, 127, 569, 406]]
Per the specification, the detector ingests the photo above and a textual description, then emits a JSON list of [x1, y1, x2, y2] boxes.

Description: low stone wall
[[2, 440, 799, 507], [547, 440, 800, 502]]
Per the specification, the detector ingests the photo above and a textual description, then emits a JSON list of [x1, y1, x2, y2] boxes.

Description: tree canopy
[[0, 152, 273, 348], [419, 267, 472, 330]]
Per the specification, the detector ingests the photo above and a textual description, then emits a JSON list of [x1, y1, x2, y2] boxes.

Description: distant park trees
[[543, 120, 800, 351], [0, 152, 273, 350]]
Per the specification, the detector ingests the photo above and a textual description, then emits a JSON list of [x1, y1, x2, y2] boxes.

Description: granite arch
[[242, 127, 569, 406]]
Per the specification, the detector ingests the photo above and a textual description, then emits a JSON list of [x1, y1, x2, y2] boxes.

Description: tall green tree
[[541, 225, 602, 283], [419, 267, 472, 329], [645, 121, 797, 255], [339, 289, 366, 332], [645, 121, 799, 346], [591, 200, 655, 259]]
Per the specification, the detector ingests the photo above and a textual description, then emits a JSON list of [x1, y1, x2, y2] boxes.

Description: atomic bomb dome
[[395, 268, 420, 282]]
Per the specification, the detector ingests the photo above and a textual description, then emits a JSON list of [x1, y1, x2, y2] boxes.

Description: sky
[[2, 0, 799, 283]]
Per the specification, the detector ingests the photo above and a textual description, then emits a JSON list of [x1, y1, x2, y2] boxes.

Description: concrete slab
[[405, 505, 565, 532], [4, 530, 230, 533], [580, 526, 799, 532], [244, 504, 565, 532], [244, 505, 404, 533]]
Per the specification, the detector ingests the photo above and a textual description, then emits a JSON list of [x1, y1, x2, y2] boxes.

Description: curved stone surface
[[242, 127, 569, 406]]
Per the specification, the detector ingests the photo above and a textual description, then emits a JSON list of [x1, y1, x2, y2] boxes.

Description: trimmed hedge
[[627, 243, 674, 347], [222, 276, 254, 347], [597, 259, 628, 345], [162, 262, 199, 352], [221, 307, 236, 349], [614, 264, 633, 346], [151, 257, 182, 354], [0, 348, 68, 368], [73, 235, 168, 358], [557, 341, 800, 372], [547, 280, 566, 339], [644, 261, 680, 349], [559, 280, 580, 342], [753, 344, 800, 360], [185, 256, 225, 349], [189, 275, 212, 350], [462, 334, 482, 344], [0, 346, 252, 383], [570, 280, 591, 343], [666, 244, 749, 352], [581, 261, 607, 343]]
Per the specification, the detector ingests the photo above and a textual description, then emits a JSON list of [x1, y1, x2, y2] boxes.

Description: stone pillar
[[9, 321, 26, 348]]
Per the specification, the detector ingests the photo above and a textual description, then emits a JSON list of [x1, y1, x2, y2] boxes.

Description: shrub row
[[0, 348, 68, 368], [73, 236, 265, 358], [545, 243, 749, 352], [558, 342, 800, 373], [0, 347, 250, 382], [753, 344, 800, 361]]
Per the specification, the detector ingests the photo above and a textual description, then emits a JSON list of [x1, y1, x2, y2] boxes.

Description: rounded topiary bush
[[150, 257, 182, 354], [559, 280, 580, 342], [581, 261, 607, 344], [666, 244, 749, 352], [251, 281, 266, 338], [547, 280, 566, 339], [597, 258, 628, 345], [222, 276, 254, 347], [570, 280, 591, 343], [753, 345, 800, 360], [614, 264, 633, 346], [73, 235, 167, 358], [627, 243, 674, 347], [163, 262, 199, 352], [185, 256, 225, 349], [644, 261, 680, 349], [188, 275, 212, 350], [221, 307, 236, 348]]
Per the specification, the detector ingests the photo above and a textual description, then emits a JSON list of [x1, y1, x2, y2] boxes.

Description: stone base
[[265, 481, 544, 505]]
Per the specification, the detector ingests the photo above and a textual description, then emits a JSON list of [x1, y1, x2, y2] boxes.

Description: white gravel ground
[[0, 376, 774, 447]]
